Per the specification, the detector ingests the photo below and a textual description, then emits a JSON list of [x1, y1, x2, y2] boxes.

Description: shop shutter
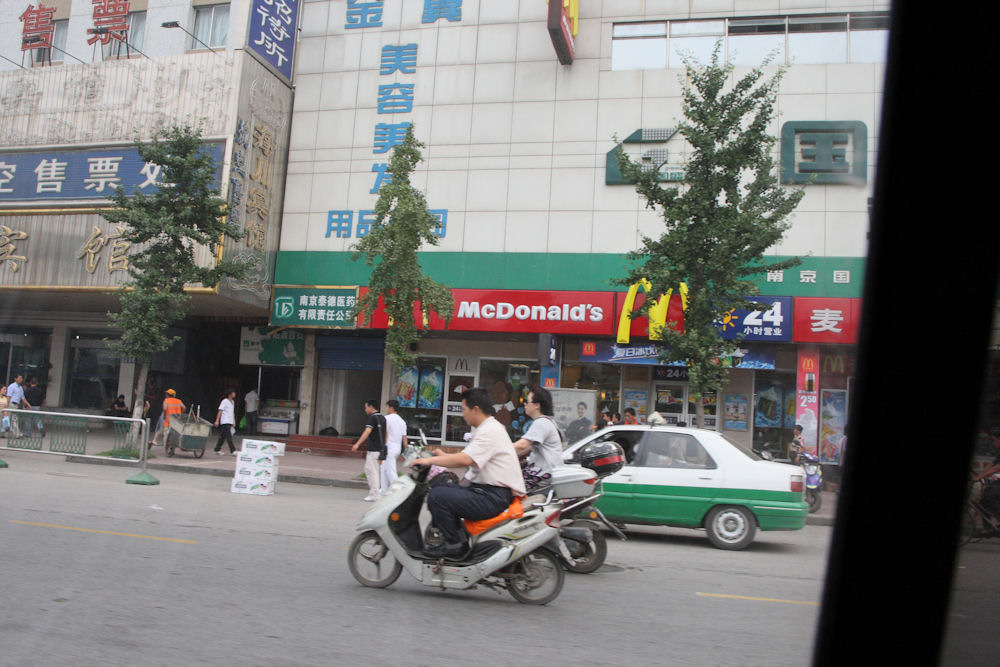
[[316, 336, 384, 371]]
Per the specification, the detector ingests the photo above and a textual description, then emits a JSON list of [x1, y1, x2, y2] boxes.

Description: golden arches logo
[[617, 279, 687, 344]]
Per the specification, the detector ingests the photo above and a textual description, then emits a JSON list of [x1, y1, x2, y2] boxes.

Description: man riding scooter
[[411, 387, 527, 559]]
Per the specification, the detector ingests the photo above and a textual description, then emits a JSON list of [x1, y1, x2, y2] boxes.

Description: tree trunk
[[131, 362, 149, 447], [694, 395, 705, 429]]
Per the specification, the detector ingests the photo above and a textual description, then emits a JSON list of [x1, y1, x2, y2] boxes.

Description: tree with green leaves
[[350, 125, 453, 369], [102, 124, 246, 429], [617, 47, 804, 427]]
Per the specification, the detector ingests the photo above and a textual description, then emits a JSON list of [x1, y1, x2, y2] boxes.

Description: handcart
[[165, 409, 213, 458]]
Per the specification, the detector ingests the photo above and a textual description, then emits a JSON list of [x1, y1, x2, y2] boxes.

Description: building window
[[848, 13, 889, 63], [788, 15, 847, 64], [108, 11, 145, 57], [610, 13, 888, 70], [192, 3, 229, 49], [34, 19, 68, 65], [611, 22, 667, 71]]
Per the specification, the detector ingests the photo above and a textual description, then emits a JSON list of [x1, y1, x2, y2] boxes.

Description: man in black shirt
[[23, 378, 45, 438], [351, 399, 386, 501]]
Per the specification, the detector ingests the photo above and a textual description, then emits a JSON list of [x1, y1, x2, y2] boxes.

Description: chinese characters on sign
[[270, 287, 360, 328], [0, 226, 29, 273], [345, 0, 461, 29], [718, 297, 793, 342], [230, 119, 275, 252], [20, 4, 55, 52], [326, 209, 447, 239], [248, 0, 300, 81], [87, 0, 130, 46], [76, 224, 130, 274], [0, 145, 224, 202], [780, 121, 868, 185]]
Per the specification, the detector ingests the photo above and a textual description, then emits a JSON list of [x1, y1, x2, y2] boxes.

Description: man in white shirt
[[381, 399, 407, 493], [244, 389, 259, 435], [213, 389, 237, 455], [412, 387, 526, 559]]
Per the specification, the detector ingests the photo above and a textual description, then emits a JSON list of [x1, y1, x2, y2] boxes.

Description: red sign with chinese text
[[792, 297, 861, 343], [88, 0, 130, 45], [20, 4, 56, 51]]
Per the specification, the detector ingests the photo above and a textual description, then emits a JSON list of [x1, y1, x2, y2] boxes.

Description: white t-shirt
[[522, 416, 564, 476], [218, 397, 235, 425], [384, 412, 406, 454], [462, 416, 527, 496]]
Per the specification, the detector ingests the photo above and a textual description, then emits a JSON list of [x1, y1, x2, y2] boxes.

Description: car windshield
[[721, 433, 764, 460]]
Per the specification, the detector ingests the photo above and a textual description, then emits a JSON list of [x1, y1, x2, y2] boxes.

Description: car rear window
[[721, 433, 764, 460]]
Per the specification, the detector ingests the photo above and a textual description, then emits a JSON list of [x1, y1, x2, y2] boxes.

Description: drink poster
[[396, 366, 419, 408], [820, 389, 847, 464], [418, 365, 444, 409], [783, 379, 797, 429], [754, 379, 783, 428], [795, 346, 820, 452]]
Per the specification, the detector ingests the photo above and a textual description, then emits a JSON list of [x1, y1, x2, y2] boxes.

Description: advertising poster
[[550, 388, 597, 445], [624, 390, 647, 423], [755, 379, 783, 428], [417, 366, 444, 409], [240, 327, 305, 366], [795, 346, 821, 451], [395, 366, 419, 408], [724, 394, 748, 430], [820, 389, 847, 464]]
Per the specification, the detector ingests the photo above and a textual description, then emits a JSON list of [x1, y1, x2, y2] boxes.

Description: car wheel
[[705, 506, 757, 550]]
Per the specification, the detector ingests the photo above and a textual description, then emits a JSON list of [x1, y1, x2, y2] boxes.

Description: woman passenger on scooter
[[512, 385, 563, 492], [411, 387, 527, 559]]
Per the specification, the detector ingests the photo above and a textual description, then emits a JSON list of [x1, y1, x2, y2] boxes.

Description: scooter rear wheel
[[563, 519, 608, 574], [348, 531, 403, 588], [507, 549, 564, 605]]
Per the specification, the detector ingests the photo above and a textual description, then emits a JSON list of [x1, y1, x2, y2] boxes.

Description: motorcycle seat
[[463, 497, 524, 536]]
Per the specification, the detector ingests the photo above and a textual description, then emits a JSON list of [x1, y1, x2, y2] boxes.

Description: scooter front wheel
[[507, 549, 564, 605], [348, 531, 403, 588]]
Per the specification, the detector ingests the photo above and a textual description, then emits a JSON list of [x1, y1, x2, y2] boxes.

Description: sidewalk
[[3, 431, 837, 525]]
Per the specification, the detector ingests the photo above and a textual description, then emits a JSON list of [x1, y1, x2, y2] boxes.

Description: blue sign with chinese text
[[718, 296, 793, 342], [0, 144, 224, 203], [248, 0, 300, 82]]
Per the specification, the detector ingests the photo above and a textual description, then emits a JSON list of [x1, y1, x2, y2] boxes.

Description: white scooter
[[347, 443, 567, 605]]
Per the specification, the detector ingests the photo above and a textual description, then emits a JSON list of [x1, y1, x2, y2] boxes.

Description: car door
[[588, 430, 644, 521], [629, 432, 722, 526]]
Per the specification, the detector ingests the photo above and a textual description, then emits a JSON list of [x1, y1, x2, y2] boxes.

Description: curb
[[65, 455, 368, 490], [806, 515, 835, 526]]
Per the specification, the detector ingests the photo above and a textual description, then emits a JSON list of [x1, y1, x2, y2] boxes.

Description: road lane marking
[[697, 592, 818, 606], [10, 520, 197, 544]]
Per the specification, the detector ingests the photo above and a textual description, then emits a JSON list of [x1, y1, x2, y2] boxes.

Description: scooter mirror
[[418, 428, 428, 447]]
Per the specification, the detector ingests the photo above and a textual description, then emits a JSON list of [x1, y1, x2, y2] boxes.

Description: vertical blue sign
[[248, 0, 300, 82]]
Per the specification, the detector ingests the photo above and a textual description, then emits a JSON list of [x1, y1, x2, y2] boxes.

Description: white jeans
[[380, 445, 401, 493], [364, 451, 382, 497]]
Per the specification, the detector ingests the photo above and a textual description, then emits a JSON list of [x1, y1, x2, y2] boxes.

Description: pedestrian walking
[[381, 399, 408, 493], [244, 388, 259, 435], [0, 385, 10, 437], [213, 389, 238, 455], [5, 374, 27, 438], [351, 400, 386, 501]]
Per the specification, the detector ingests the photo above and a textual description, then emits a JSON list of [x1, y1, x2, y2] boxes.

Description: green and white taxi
[[563, 425, 808, 550]]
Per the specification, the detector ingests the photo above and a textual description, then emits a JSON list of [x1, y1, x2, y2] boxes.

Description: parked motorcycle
[[800, 450, 823, 513], [348, 443, 567, 605]]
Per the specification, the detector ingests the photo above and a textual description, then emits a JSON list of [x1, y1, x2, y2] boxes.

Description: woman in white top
[[513, 385, 564, 491]]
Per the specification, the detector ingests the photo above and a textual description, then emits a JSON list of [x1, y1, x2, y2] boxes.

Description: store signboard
[[796, 346, 821, 451], [0, 143, 224, 203], [247, 0, 300, 83], [719, 297, 793, 341], [240, 326, 305, 366], [581, 341, 662, 365], [793, 297, 860, 343], [364, 289, 615, 335], [270, 286, 360, 328]]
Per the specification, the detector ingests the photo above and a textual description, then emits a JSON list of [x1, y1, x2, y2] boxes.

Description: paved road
[[1, 450, 833, 666]]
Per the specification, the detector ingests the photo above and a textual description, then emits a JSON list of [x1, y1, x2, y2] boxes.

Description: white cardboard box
[[234, 464, 278, 482], [241, 439, 285, 456], [230, 478, 275, 495], [235, 452, 277, 469]]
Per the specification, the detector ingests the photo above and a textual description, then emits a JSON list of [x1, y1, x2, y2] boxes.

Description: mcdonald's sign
[[616, 279, 687, 344]]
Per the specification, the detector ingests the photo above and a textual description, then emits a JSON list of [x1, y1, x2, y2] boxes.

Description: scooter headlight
[[804, 464, 818, 475]]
